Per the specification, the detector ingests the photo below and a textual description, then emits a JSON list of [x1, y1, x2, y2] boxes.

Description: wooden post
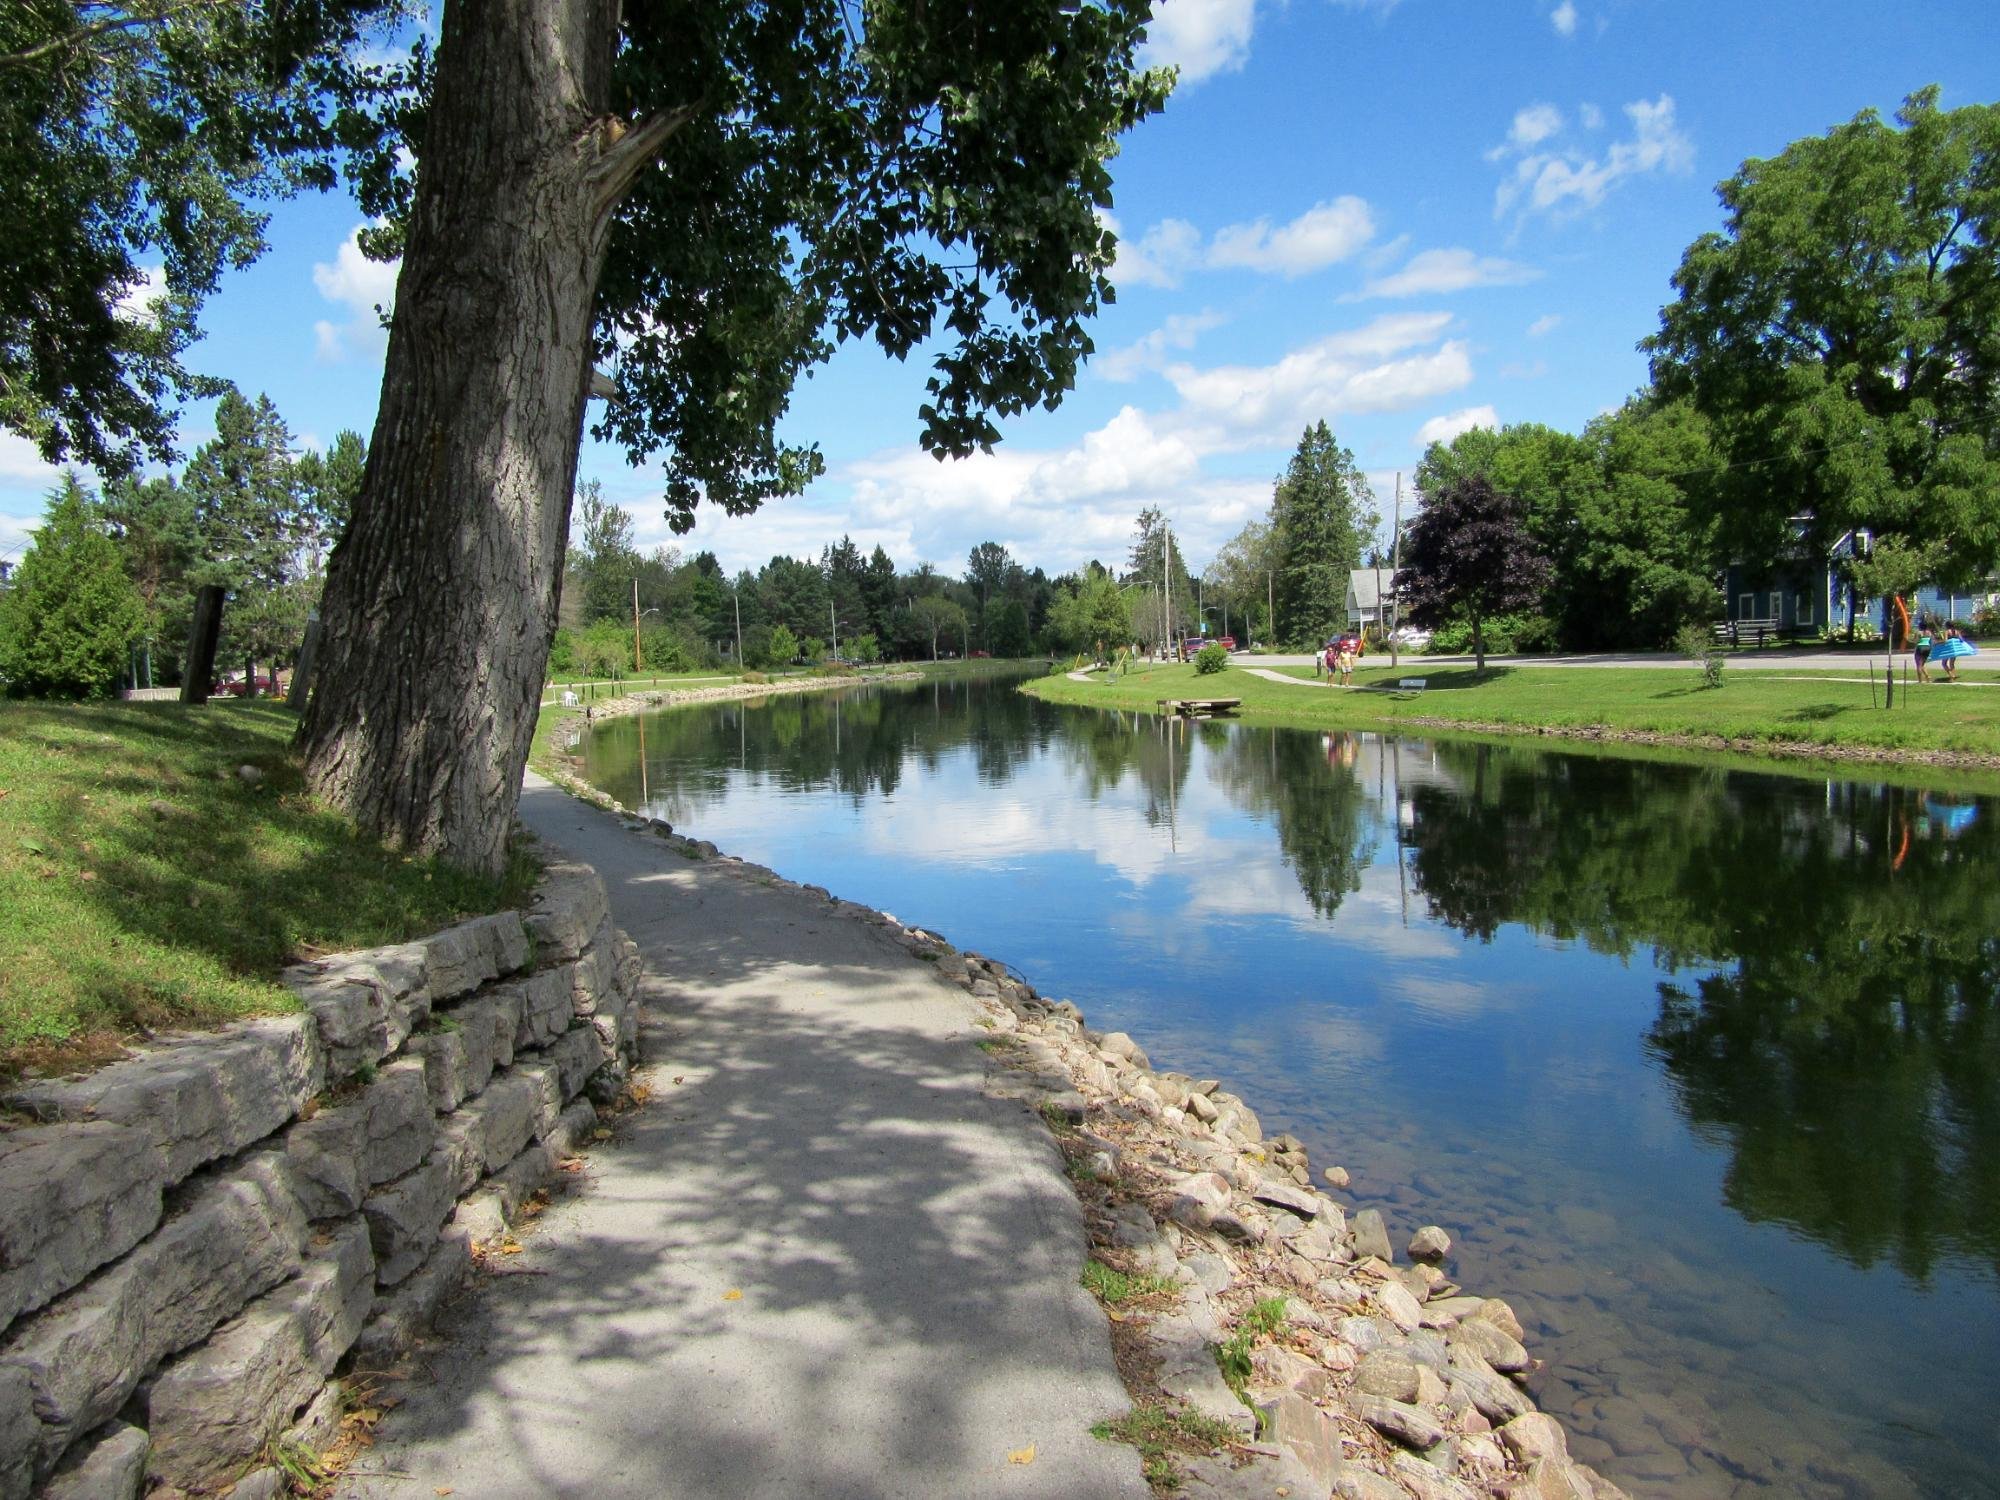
[[179, 584, 224, 705]]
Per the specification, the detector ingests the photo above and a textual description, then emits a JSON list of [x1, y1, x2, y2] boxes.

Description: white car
[[1388, 625, 1432, 650]]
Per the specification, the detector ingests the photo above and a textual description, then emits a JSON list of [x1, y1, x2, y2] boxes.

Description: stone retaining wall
[[0, 863, 644, 1499]]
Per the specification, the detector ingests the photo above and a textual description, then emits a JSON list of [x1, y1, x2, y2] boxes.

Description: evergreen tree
[[99, 472, 198, 682], [1270, 422, 1376, 648], [294, 430, 368, 577], [861, 545, 900, 641], [0, 477, 144, 698], [183, 390, 303, 671]]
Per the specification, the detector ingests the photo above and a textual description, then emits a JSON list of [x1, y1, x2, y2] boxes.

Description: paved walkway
[[1232, 648, 1987, 673], [336, 774, 1145, 1500]]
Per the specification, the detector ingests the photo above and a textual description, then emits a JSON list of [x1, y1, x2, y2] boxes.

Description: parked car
[[1331, 632, 1365, 658], [213, 673, 283, 697], [1388, 625, 1432, 650]]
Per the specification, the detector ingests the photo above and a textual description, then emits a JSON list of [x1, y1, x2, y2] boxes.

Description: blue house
[[1723, 526, 1991, 639]]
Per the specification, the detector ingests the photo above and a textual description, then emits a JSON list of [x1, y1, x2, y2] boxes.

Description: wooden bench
[[1714, 618, 1780, 648]]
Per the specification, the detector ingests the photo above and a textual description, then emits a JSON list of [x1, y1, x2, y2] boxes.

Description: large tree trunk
[[297, 0, 671, 876]]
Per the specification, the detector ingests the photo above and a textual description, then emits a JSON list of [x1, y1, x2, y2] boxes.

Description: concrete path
[[1231, 647, 1985, 673], [336, 774, 1145, 1500]]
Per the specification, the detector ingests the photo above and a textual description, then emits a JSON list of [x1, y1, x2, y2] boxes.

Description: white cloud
[[1503, 103, 1565, 153], [1111, 198, 1375, 289], [1414, 406, 1498, 447], [1096, 311, 1229, 382], [1579, 101, 1604, 130], [1550, 1, 1578, 37], [311, 225, 400, 362], [113, 265, 169, 329], [1206, 197, 1376, 277], [1139, 0, 1257, 84], [1527, 313, 1562, 338], [608, 313, 1475, 577], [1493, 94, 1693, 221], [0, 431, 63, 484], [1164, 312, 1474, 447], [1355, 247, 1540, 299]]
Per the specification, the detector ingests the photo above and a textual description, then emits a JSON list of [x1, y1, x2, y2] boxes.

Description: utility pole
[[1389, 472, 1403, 670], [632, 577, 643, 674], [1163, 520, 1172, 659], [1267, 570, 1275, 650], [830, 599, 837, 656]]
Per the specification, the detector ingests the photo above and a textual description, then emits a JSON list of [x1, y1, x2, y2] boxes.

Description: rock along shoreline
[[547, 768, 1629, 1500]]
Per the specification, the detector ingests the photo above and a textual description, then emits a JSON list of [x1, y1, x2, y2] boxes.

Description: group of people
[[1315, 639, 1358, 687], [1912, 616, 1979, 682]]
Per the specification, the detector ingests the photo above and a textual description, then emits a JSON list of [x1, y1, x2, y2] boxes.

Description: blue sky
[[4, 0, 1996, 581]]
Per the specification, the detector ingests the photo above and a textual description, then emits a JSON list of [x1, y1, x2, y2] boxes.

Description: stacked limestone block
[[0, 862, 641, 1499]]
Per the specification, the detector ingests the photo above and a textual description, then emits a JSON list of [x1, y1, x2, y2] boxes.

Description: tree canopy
[[0, 475, 144, 697], [1646, 86, 2000, 585], [0, 1, 404, 471], [1400, 474, 1552, 670], [1271, 422, 1375, 648]]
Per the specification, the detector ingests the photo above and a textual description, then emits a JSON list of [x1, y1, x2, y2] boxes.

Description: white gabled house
[[1345, 568, 1400, 630]]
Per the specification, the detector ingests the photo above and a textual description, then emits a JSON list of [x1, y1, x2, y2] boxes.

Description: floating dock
[[1158, 697, 1242, 718]]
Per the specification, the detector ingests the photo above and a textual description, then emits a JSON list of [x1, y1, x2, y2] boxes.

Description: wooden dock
[[1158, 697, 1242, 719]]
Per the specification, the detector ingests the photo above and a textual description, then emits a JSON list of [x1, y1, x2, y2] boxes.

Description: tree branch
[[587, 105, 699, 224], [0, 1, 223, 73]]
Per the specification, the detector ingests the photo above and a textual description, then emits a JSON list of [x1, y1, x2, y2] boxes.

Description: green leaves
[[0, 475, 145, 698], [1647, 87, 2000, 580]]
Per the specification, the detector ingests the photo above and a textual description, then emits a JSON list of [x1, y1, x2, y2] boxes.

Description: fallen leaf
[[499, 1239, 523, 1255], [436, 1490, 454, 1496], [722, 1288, 743, 1302], [1007, 1445, 1036, 1466]]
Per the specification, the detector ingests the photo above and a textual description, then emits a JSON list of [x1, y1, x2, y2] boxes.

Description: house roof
[[1347, 568, 1399, 609]]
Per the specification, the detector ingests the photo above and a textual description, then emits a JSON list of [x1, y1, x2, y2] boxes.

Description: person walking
[[1914, 616, 1934, 684], [1336, 643, 1356, 688]]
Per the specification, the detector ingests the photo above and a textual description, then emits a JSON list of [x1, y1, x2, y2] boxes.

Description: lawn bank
[[1024, 660, 2000, 784], [0, 700, 533, 1080]]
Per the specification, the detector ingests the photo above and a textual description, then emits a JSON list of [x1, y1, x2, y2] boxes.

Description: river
[[577, 671, 2000, 1499]]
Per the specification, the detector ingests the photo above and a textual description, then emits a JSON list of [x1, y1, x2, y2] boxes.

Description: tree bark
[[297, 0, 659, 876]]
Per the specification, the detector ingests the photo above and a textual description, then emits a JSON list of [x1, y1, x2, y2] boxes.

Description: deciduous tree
[[297, 3, 1168, 875], [1400, 475, 1552, 672], [1646, 87, 2000, 585]]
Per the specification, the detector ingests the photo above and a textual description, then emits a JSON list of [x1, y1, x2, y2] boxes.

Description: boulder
[[1248, 1175, 1323, 1220], [1472, 1297, 1526, 1342], [1352, 1393, 1446, 1451], [285, 948, 431, 1076], [1390, 1453, 1482, 1500], [1330, 1465, 1407, 1500], [1351, 1349, 1421, 1403], [1451, 1314, 1530, 1373], [7, 1015, 322, 1188], [1498, 1413, 1570, 1466], [0, 1123, 165, 1334], [1445, 1348, 1532, 1424], [1372, 1280, 1424, 1333], [1166, 1172, 1232, 1230], [362, 1152, 457, 1286], [523, 862, 610, 961], [145, 1219, 374, 1489], [1351, 1208, 1393, 1262], [1248, 1343, 1332, 1399], [39, 1421, 148, 1500], [0, 1153, 309, 1485], [1253, 1392, 1342, 1489], [1408, 1225, 1452, 1260]]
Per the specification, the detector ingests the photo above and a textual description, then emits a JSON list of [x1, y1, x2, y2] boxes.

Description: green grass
[[1025, 659, 2000, 779], [1081, 1259, 1179, 1305], [0, 700, 534, 1078], [1091, 1406, 1241, 1492]]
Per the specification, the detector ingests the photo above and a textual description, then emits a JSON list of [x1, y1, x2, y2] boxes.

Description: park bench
[[1398, 678, 1428, 693], [1713, 618, 1781, 648]]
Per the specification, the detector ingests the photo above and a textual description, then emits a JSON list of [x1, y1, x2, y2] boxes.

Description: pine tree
[[0, 477, 144, 698], [184, 390, 303, 671], [1270, 422, 1377, 648]]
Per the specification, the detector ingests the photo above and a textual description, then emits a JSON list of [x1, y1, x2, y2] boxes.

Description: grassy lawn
[[1025, 659, 2000, 776], [0, 700, 533, 1079]]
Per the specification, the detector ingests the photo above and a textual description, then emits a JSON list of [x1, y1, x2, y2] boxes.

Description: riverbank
[[1025, 659, 2000, 779], [464, 761, 1626, 1498]]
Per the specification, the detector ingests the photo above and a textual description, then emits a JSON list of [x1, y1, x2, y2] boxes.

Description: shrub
[[1674, 623, 1725, 688], [1194, 642, 1228, 675]]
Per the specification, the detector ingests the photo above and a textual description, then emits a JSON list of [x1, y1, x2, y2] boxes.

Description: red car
[[213, 673, 284, 697]]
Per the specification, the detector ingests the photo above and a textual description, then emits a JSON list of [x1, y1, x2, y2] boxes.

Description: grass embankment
[[1026, 659, 2000, 772], [0, 700, 534, 1080]]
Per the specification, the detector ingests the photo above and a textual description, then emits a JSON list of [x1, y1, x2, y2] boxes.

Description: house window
[[1737, 592, 1754, 620], [1797, 596, 1814, 626]]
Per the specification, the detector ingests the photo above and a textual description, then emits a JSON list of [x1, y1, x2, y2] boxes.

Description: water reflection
[[581, 678, 2000, 1498]]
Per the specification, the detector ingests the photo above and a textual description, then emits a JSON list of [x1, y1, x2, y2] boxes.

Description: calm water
[[581, 674, 2000, 1499]]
